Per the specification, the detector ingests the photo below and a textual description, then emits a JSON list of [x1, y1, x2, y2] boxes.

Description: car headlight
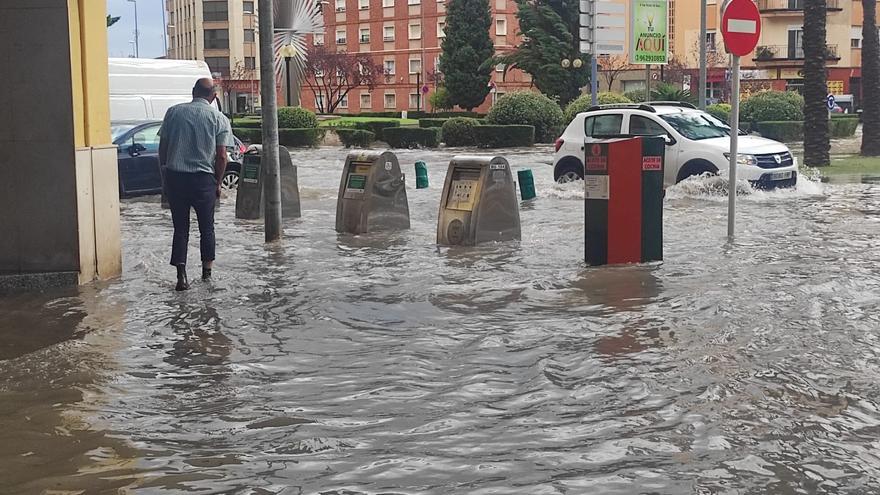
[[723, 153, 758, 166]]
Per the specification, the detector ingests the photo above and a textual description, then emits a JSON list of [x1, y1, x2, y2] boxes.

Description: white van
[[108, 58, 218, 121]]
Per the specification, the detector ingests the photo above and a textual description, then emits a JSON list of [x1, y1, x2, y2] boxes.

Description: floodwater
[[3, 146, 880, 494]]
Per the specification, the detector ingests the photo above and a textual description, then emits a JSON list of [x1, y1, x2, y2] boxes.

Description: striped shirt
[[159, 99, 233, 175]]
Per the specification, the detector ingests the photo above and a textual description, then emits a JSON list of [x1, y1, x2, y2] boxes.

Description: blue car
[[112, 120, 244, 198]]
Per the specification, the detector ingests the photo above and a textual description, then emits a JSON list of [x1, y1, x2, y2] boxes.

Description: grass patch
[[817, 155, 880, 175], [319, 117, 418, 127]]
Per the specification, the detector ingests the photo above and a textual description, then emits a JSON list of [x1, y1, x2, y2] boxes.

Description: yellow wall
[[68, 0, 111, 148]]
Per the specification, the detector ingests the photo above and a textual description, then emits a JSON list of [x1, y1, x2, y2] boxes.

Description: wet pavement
[[3, 145, 880, 494]]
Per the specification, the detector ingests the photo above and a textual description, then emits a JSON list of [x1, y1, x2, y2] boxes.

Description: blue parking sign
[[827, 94, 835, 110]]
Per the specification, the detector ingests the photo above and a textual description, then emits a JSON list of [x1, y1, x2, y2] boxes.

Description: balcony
[[756, 0, 842, 15], [753, 44, 841, 66]]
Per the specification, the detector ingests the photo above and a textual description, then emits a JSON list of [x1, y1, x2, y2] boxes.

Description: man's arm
[[214, 114, 234, 194], [214, 144, 228, 189], [158, 108, 173, 167]]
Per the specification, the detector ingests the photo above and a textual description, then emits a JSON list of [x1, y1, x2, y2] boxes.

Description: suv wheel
[[676, 160, 719, 183], [554, 158, 584, 183], [222, 169, 240, 191]]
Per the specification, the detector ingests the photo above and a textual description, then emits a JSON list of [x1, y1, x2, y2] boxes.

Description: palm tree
[[803, 0, 829, 166], [862, 0, 880, 155]]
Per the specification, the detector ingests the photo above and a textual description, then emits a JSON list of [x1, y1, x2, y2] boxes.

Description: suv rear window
[[585, 114, 623, 136]]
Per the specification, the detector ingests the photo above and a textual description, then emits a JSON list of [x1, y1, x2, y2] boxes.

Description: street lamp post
[[127, 0, 139, 58], [279, 44, 297, 107]]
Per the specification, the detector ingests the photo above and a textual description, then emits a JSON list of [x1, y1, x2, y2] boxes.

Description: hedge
[[486, 92, 564, 143], [756, 121, 803, 142], [419, 118, 449, 128], [472, 125, 535, 148], [234, 127, 326, 147], [352, 111, 401, 118], [707, 103, 731, 124], [741, 91, 804, 124], [278, 107, 319, 128], [382, 127, 440, 148], [350, 120, 400, 140], [830, 117, 859, 138], [234, 119, 263, 129], [441, 117, 481, 146], [233, 128, 262, 143], [335, 129, 375, 148]]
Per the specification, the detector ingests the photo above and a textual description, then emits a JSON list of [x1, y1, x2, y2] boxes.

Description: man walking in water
[[159, 78, 233, 291]]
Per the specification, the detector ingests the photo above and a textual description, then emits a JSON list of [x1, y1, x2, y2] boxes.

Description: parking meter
[[235, 145, 301, 220], [335, 150, 410, 234], [437, 155, 521, 246]]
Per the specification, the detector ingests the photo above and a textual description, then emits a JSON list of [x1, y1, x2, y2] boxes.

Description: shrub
[[420, 118, 449, 128], [233, 128, 262, 144], [278, 106, 318, 129], [830, 117, 859, 138], [335, 129, 375, 148], [382, 127, 440, 148], [651, 82, 696, 104], [429, 87, 453, 111], [278, 128, 326, 147], [472, 125, 535, 148], [349, 120, 400, 140], [707, 103, 732, 124], [741, 91, 804, 124], [563, 93, 632, 123], [624, 89, 647, 103], [356, 111, 401, 118], [234, 119, 263, 129], [756, 121, 803, 142], [485, 91, 564, 143], [441, 117, 481, 146]]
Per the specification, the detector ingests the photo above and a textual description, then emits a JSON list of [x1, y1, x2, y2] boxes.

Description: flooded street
[[3, 146, 880, 494]]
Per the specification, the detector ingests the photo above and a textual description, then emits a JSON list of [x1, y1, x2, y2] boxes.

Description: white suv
[[553, 102, 798, 189]]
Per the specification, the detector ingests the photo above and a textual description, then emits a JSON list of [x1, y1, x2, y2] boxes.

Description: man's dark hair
[[192, 80, 214, 98]]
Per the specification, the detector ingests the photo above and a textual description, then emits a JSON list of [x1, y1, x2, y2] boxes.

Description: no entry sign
[[721, 0, 761, 57]]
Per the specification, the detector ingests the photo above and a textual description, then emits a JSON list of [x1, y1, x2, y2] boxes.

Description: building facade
[[299, 0, 533, 114], [166, 0, 262, 113]]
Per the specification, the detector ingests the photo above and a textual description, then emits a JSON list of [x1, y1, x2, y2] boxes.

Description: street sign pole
[[590, 0, 598, 105], [727, 55, 740, 238]]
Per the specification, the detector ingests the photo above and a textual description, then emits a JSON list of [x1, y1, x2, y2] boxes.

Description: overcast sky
[[107, 0, 166, 58]]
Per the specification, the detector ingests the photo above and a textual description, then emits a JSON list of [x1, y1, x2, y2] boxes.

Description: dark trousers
[[165, 170, 217, 266]]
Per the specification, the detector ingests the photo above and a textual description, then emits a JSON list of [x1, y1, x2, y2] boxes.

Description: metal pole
[[285, 57, 292, 106], [727, 55, 741, 238], [161, 1, 168, 55], [645, 64, 651, 100], [699, 0, 707, 109], [133, 0, 139, 57], [416, 71, 422, 112], [590, 0, 598, 106], [259, 0, 282, 242]]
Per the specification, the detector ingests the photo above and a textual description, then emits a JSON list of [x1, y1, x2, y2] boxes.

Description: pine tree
[[862, 0, 880, 156], [803, 0, 829, 166], [439, 0, 494, 111]]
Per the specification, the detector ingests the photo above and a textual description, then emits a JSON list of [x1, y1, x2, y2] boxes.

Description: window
[[852, 27, 863, 49], [437, 20, 446, 38], [361, 93, 372, 109], [788, 29, 804, 58], [384, 26, 395, 41], [336, 0, 346, 11], [360, 28, 370, 43], [384, 93, 396, 108], [623, 80, 646, 93], [245, 57, 256, 70], [337, 29, 347, 44], [315, 33, 325, 45], [495, 63, 505, 72], [340, 95, 349, 108], [585, 114, 623, 136], [706, 81, 722, 103], [409, 93, 420, 108], [383, 0, 394, 6], [314, 67, 325, 77], [384, 59, 395, 74], [706, 31, 716, 52], [244, 29, 255, 43], [629, 116, 668, 137], [244, 1, 255, 14], [360, 0, 370, 8], [495, 18, 507, 36], [131, 124, 161, 152], [204, 56, 230, 76], [409, 58, 422, 74], [204, 29, 229, 49], [408, 0, 421, 4], [316, 94, 326, 109], [409, 23, 421, 39], [203, 1, 228, 22]]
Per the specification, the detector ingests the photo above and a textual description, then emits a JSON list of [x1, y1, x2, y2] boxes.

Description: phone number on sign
[[635, 55, 668, 63]]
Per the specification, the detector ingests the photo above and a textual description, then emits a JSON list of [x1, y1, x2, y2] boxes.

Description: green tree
[[862, 0, 880, 156], [803, 0, 830, 166], [494, 0, 588, 106], [439, 0, 494, 110]]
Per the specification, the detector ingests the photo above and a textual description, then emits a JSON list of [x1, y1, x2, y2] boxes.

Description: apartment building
[[166, 0, 261, 113], [299, 0, 532, 114]]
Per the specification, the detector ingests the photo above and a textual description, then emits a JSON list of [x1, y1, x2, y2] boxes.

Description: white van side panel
[[108, 58, 213, 121], [110, 96, 149, 120]]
